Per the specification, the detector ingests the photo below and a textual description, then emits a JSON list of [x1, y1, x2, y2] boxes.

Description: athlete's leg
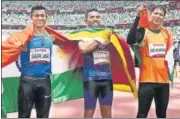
[[154, 84, 169, 118], [18, 76, 35, 118], [83, 80, 99, 118], [34, 77, 51, 118], [99, 80, 113, 118], [137, 83, 154, 118]]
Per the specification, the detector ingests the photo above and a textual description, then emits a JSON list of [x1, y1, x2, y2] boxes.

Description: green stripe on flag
[[1, 99, 7, 118], [2, 77, 20, 113], [70, 27, 112, 34], [51, 69, 83, 104], [131, 45, 142, 67]]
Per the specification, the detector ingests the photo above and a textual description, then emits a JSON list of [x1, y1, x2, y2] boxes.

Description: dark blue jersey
[[83, 46, 112, 81], [16, 33, 52, 77]]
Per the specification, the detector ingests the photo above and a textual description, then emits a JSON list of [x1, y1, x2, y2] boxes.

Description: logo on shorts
[[44, 95, 51, 98]]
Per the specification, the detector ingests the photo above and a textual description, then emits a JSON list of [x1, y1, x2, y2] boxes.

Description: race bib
[[93, 49, 110, 65], [148, 43, 166, 57], [30, 48, 50, 63]]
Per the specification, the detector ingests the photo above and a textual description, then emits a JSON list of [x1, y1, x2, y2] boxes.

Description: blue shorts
[[83, 80, 113, 109]]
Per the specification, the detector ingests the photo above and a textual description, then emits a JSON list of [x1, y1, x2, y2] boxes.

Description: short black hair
[[31, 5, 47, 17], [85, 8, 99, 19], [150, 5, 166, 17]]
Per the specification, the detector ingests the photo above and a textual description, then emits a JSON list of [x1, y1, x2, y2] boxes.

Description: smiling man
[[78, 9, 113, 118], [127, 5, 174, 118], [15, 6, 53, 118]]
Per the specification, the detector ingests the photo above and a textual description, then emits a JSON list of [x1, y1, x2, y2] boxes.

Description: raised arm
[[127, 6, 146, 45]]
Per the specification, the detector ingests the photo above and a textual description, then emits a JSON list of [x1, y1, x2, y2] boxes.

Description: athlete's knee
[[18, 105, 32, 118], [100, 105, 112, 118], [84, 109, 95, 118], [100, 105, 112, 110], [36, 104, 51, 118], [36, 108, 50, 118]]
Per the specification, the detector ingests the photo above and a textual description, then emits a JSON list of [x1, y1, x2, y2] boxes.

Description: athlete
[[16, 5, 56, 118], [127, 5, 174, 118], [78, 9, 113, 118]]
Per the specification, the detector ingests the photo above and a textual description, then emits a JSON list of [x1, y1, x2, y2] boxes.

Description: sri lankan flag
[[2, 25, 137, 113], [63, 27, 137, 94]]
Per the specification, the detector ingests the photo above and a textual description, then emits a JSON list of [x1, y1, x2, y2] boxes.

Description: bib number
[[93, 50, 110, 65], [30, 48, 50, 63], [148, 44, 166, 57]]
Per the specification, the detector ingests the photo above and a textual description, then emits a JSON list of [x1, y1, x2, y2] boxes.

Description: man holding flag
[[2, 5, 70, 118], [127, 5, 174, 118], [63, 9, 137, 118], [78, 9, 113, 118]]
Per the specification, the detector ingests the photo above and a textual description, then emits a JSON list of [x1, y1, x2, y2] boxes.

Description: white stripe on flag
[[165, 46, 174, 75]]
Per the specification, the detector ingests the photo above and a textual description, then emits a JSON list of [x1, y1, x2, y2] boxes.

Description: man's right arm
[[127, 17, 145, 45], [78, 40, 101, 54], [127, 5, 147, 45]]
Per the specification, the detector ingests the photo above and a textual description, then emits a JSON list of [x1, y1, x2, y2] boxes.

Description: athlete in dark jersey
[[16, 32, 52, 118], [14, 6, 59, 118], [78, 9, 113, 118]]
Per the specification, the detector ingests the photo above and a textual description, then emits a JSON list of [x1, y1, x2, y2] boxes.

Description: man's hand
[[78, 39, 101, 54], [94, 34, 111, 47], [99, 40, 110, 47], [137, 5, 146, 17]]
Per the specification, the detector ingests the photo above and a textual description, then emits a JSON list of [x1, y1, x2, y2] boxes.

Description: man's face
[[31, 10, 47, 28], [85, 11, 101, 27], [150, 8, 165, 26]]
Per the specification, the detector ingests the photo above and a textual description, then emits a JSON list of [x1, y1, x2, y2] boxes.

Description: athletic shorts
[[83, 80, 113, 109]]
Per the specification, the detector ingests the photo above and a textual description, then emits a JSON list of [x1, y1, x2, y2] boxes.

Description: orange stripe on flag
[[138, 9, 149, 27]]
